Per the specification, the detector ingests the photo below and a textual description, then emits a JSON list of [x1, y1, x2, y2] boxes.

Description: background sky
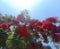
[[0, 0, 60, 21]]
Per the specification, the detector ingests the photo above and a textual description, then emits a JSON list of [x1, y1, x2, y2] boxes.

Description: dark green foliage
[[0, 29, 8, 47]]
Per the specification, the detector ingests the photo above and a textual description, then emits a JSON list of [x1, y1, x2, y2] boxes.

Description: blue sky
[[0, 0, 60, 21]]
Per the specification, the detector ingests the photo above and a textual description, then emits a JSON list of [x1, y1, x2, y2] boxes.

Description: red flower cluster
[[31, 20, 42, 28], [42, 21, 54, 31], [45, 16, 58, 23], [31, 20, 44, 33], [16, 25, 30, 39], [0, 22, 9, 30], [29, 18, 60, 42]]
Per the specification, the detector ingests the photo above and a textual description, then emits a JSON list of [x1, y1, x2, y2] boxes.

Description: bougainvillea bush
[[0, 10, 60, 49]]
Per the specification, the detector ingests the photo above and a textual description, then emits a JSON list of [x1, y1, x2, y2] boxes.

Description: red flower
[[17, 25, 30, 39], [39, 28, 45, 33], [45, 16, 58, 23], [31, 20, 45, 34], [42, 21, 54, 31], [48, 25, 57, 35], [31, 20, 42, 29], [30, 20, 45, 33], [1, 22, 9, 29], [23, 32, 30, 39]]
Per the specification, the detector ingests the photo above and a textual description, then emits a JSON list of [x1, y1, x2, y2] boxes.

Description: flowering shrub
[[0, 10, 60, 49]]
